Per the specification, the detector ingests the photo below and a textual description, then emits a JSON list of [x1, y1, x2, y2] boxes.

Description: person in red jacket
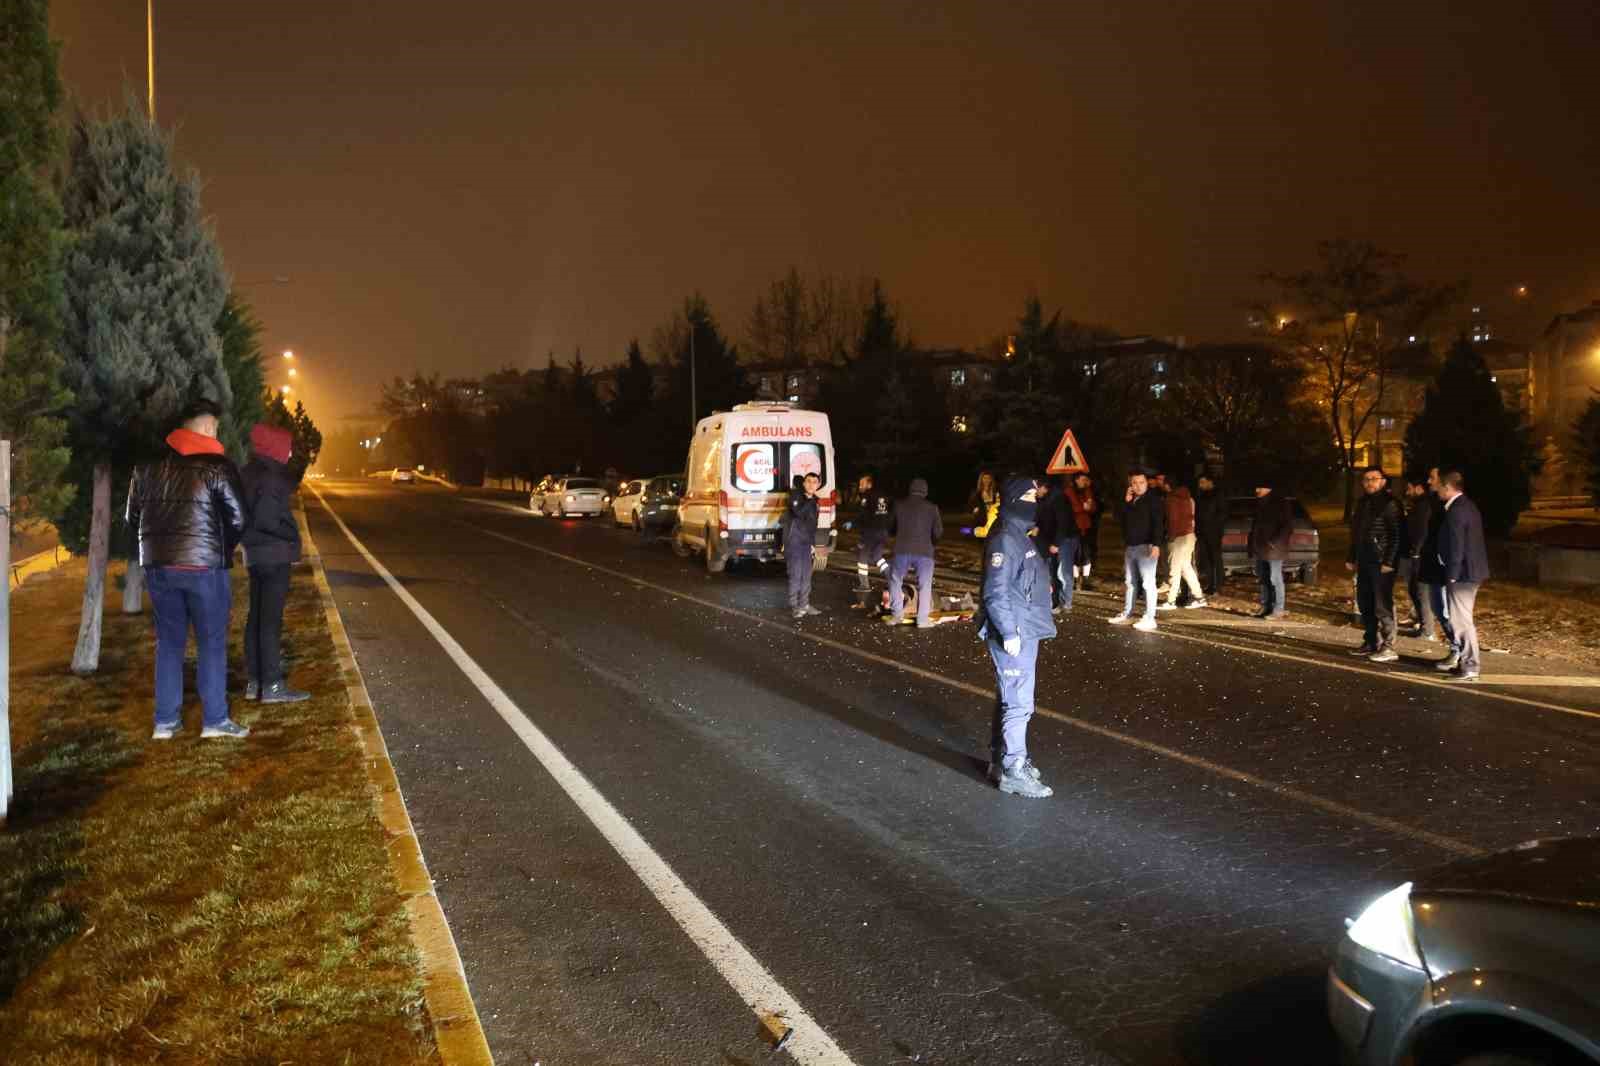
[[1161, 479, 1206, 610], [1069, 472, 1099, 589]]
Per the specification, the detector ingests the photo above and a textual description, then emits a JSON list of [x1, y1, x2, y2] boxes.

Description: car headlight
[[566, 495, 576, 502], [1346, 882, 1423, 968]]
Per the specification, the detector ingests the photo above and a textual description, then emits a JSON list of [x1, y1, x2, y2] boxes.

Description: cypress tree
[[60, 100, 230, 672], [1404, 337, 1540, 537], [217, 293, 266, 459], [1575, 396, 1600, 507], [0, 0, 74, 535]]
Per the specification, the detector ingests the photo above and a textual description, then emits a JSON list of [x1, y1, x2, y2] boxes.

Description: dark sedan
[[636, 474, 685, 537], [1328, 836, 1600, 1066], [1220, 496, 1321, 583]]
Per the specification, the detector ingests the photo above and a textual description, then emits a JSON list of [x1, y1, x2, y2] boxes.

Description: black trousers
[[1355, 562, 1397, 650], [245, 563, 292, 685], [1196, 532, 1224, 593]]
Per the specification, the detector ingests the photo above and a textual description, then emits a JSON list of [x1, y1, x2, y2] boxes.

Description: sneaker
[[1435, 653, 1461, 672], [802, 605, 822, 616], [1442, 670, 1480, 683], [260, 680, 311, 704], [1368, 648, 1399, 663], [1266, 612, 1288, 620], [201, 719, 250, 739], [1183, 599, 1208, 609], [997, 762, 1053, 798], [915, 620, 937, 629], [1157, 603, 1177, 612], [1052, 606, 1065, 617], [151, 722, 179, 741], [1108, 614, 1132, 625], [1133, 618, 1158, 632], [793, 609, 808, 620], [244, 680, 260, 701], [1350, 644, 1378, 657], [1422, 632, 1439, 643]]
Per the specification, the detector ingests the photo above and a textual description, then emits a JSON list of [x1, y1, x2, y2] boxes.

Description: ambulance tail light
[[718, 490, 729, 533]]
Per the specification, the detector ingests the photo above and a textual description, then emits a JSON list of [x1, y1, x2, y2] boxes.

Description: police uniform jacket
[[975, 507, 1057, 643]]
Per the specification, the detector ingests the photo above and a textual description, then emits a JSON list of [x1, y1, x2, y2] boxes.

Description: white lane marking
[[460, 521, 1485, 859], [1461, 675, 1600, 688], [309, 487, 858, 1066]]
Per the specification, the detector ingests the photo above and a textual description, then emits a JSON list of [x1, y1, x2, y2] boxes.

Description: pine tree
[[1404, 337, 1541, 537], [59, 101, 230, 673], [1575, 396, 1600, 507], [0, 0, 74, 536], [217, 293, 265, 460]]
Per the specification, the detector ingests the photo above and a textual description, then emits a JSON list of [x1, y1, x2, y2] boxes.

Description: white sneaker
[[1157, 603, 1177, 612], [1184, 600, 1208, 609], [1133, 618, 1158, 632], [1108, 614, 1132, 625]]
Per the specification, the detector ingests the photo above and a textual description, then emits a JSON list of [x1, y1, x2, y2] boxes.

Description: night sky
[[53, 1, 1600, 421]]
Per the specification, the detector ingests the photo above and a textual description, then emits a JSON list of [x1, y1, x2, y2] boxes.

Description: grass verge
[[0, 558, 440, 1064]]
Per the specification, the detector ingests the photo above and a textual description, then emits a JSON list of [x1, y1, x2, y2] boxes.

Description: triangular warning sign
[[1046, 428, 1089, 474]]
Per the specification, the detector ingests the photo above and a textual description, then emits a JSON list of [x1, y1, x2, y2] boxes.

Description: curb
[[9, 544, 72, 590], [296, 503, 496, 1066]]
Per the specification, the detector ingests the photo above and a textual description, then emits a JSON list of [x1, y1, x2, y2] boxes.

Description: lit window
[[951, 415, 969, 434], [1154, 360, 1166, 373], [950, 368, 967, 387], [1408, 335, 1417, 343], [1379, 416, 1396, 430], [787, 375, 801, 390], [1151, 383, 1167, 398]]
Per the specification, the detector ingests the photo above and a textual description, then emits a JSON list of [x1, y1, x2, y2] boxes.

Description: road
[[302, 479, 1600, 1066]]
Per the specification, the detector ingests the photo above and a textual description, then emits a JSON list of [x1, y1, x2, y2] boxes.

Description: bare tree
[[746, 267, 816, 371]]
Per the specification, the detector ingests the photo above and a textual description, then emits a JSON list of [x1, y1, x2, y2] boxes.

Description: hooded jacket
[[975, 477, 1057, 643], [889, 479, 943, 556], [240, 424, 302, 567], [126, 428, 248, 569]]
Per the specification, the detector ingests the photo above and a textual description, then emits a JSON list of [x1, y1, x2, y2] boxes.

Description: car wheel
[[705, 528, 727, 573]]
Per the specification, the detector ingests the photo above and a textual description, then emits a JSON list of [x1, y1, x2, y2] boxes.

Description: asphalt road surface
[[301, 479, 1600, 1066]]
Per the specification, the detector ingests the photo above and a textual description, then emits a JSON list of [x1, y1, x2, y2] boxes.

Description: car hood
[[1413, 836, 1600, 908]]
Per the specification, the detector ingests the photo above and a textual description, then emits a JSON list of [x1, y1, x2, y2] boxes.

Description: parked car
[[611, 480, 646, 526], [1219, 496, 1320, 583], [528, 475, 557, 513], [540, 476, 606, 518], [1329, 835, 1600, 1066], [636, 474, 685, 537], [391, 468, 415, 484]]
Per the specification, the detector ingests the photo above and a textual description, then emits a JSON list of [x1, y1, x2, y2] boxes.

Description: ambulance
[[673, 402, 837, 573]]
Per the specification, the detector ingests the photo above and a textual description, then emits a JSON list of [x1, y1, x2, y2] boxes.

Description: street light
[[282, 350, 294, 359], [280, 385, 292, 395], [287, 367, 297, 377]]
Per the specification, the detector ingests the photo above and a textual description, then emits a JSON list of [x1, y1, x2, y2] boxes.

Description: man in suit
[[1434, 468, 1489, 681]]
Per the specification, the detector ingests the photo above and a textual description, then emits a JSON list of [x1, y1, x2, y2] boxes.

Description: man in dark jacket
[[849, 472, 894, 607], [1035, 474, 1081, 614], [1398, 475, 1439, 641], [1347, 467, 1402, 661], [784, 472, 823, 619], [1110, 470, 1165, 630], [240, 423, 310, 704], [1247, 479, 1294, 619], [1194, 473, 1227, 595], [886, 477, 943, 626], [975, 476, 1056, 799], [125, 400, 249, 740], [1417, 466, 1457, 656], [1435, 469, 1489, 681]]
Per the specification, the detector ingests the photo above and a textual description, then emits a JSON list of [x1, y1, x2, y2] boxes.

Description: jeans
[[1427, 582, 1457, 652], [889, 553, 935, 625], [1165, 533, 1203, 605], [1446, 581, 1481, 673], [1355, 562, 1398, 649], [1255, 559, 1285, 615], [786, 538, 814, 610], [1397, 558, 1435, 634], [1123, 546, 1158, 621], [1196, 532, 1224, 593], [146, 566, 233, 729], [1051, 536, 1079, 609], [856, 532, 888, 591], [245, 564, 292, 685], [986, 636, 1040, 769]]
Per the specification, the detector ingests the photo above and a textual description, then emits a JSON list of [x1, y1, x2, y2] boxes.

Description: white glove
[[1003, 636, 1022, 656]]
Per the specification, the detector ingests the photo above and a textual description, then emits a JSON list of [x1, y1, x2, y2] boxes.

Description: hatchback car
[[540, 476, 606, 518], [635, 474, 685, 537], [611, 480, 646, 526], [1329, 835, 1600, 1066], [1220, 496, 1321, 583]]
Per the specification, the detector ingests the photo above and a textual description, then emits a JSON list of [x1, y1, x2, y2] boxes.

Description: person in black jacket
[[1110, 470, 1165, 630], [1435, 469, 1490, 681], [1193, 473, 1227, 595], [1398, 475, 1439, 641], [240, 422, 310, 704], [849, 472, 894, 607], [887, 477, 943, 626], [783, 472, 823, 618], [975, 476, 1056, 798], [1347, 467, 1402, 661], [125, 399, 250, 740], [1035, 474, 1081, 614], [1247, 479, 1294, 619]]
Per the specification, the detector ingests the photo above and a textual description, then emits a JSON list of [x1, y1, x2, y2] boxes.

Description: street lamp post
[[688, 312, 697, 432]]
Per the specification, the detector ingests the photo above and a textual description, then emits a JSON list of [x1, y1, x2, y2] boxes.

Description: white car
[[611, 480, 645, 527], [528, 475, 557, 513], [391, 468, 415, 483], [541, 476, 606, 518]]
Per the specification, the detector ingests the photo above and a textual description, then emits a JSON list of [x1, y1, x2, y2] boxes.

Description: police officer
[[784, 471, 823, 619], [849, 472, 894, 608], [975, 475, 1057, 798]]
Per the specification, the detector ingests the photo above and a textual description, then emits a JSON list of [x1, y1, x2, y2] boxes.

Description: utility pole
[[2, 441, 12, 824], [146, 0, 156, 120], [689, 312, 698, 432]]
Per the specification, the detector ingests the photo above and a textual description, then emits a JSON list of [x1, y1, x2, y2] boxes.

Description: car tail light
[[718, 490, 729, 533]]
